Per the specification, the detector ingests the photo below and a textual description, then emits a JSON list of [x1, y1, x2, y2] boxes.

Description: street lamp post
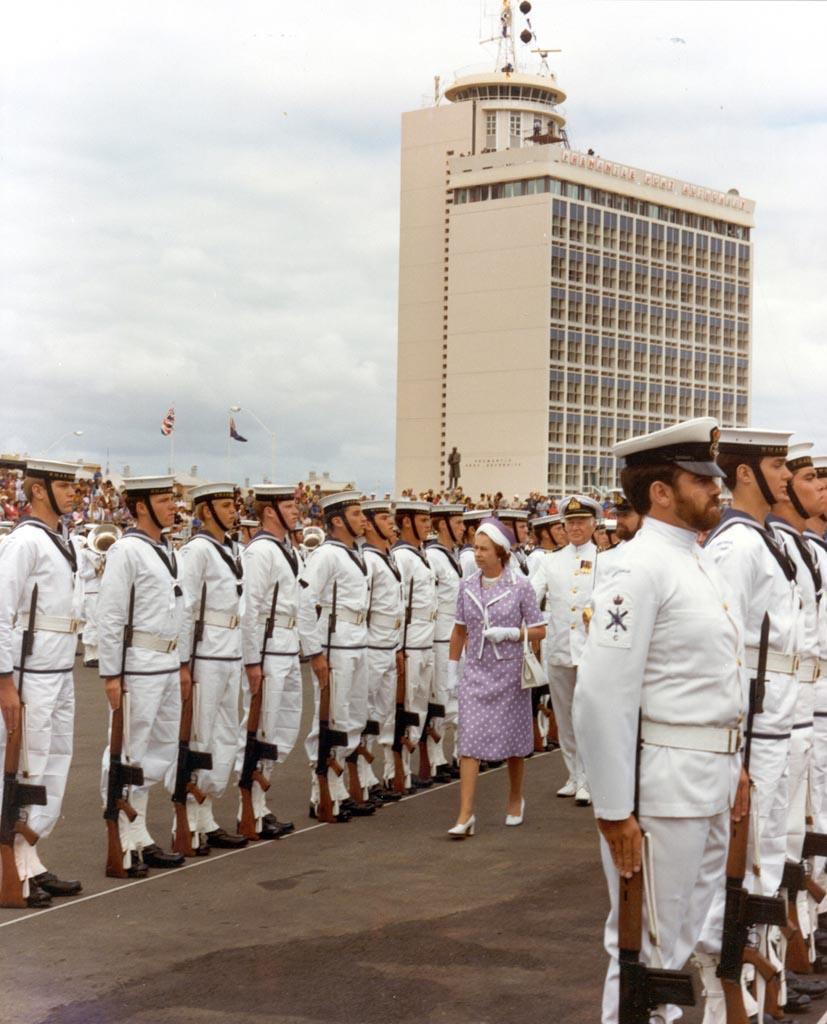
[[230, 405, 276, 481], [43, 430, 84, 455]]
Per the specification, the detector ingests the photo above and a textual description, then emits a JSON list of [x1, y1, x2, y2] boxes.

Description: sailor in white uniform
[[239, 485, 322, 837], [806, 456, 827, 848], [361, 500, 405, 802], [612, 491, 642, 543], [426, 503, 465, 781], [0, 459, 83, 907], [525, 513, 563, 751], [459, 509, 492, 578], [498, 508, 531, 578], [532, 493, 601, 805], [393, 500, 438, 789], [98, 476, 186, 873], [78, 525, 120, 667], [174, 483, 248, 852], [693, 429, 800, 1021], [302, 491, 375, 820], [573, 418, 746, 1024]]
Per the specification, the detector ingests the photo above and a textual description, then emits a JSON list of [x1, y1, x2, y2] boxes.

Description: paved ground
[[2, 663, 825, 1023]]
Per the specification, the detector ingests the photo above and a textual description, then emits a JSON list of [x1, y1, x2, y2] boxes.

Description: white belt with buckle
[[641, 719, 742, 755], [202, 610, 240, 630], [131, 630, 178, 654], [320, 605, 367, 626], [798, 657, 821, 683], [368, 610, 402, 630], [16, 613, 84, 635], [257, 611, 297, 630], [744, 647, 800, 676], [410, 606, 437, 623]]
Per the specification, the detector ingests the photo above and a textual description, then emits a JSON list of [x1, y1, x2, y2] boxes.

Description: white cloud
[[2, 0, 827, 488]]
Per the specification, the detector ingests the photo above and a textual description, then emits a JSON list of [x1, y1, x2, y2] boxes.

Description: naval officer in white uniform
[[573, 418, 747, 1024]]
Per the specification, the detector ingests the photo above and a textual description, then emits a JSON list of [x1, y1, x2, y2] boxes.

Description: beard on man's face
[[674, 488, 721, 532]]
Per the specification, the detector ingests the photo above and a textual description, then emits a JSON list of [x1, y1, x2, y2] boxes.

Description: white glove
[[483, 626, 520, 644], [447, 659, 460, 699]]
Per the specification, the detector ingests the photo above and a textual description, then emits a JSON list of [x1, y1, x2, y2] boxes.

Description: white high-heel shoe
[[505, 798, 525, 827], [447, 815, 476, 839]]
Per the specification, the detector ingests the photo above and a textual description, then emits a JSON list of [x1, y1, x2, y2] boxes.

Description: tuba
[[88, 523, 121, 572]]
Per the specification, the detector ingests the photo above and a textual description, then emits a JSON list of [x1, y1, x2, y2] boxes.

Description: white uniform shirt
[[531, 540, 598, 667], [178, 533, 244, 662], [459, 546, 477, 578], [0, 519, 80, 674], [804, 530, 827, 715], [365, 546, 404, 650], [574, 517, 743, 820], [393, 542, 437, 650], [301, 540, 370, 652], [96, 531, 184, 678], [241, 530, 318, 664], [426, 542, 462, 643], [79, 545, 105, 597]]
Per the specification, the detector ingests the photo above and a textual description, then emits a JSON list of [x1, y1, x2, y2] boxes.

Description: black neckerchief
[[191, 531, 244, 595], [124, 528, 178, 579], [322, 538, 367, 576], [14, 516, 77, 573], [708, 509, 797, 584], [247, 529, 300, 578], [425, 540, 461, 577], [513, 547, 530, 575], [769, 516, 820, 594], [364, 544, 402, 582], [393, 540, 430, 569]]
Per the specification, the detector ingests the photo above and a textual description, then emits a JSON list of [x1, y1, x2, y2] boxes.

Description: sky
[[2, 0, 826, 492]]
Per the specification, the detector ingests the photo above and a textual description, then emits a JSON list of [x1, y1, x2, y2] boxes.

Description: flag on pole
[[160, 406, 175, 436], [229, 417, 248, 443]]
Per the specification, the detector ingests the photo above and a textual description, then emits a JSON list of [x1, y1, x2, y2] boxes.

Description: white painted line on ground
[[0, 749, 558, 930]]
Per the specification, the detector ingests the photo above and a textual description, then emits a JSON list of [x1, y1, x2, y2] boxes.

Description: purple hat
[[476, 517, 515, 551]]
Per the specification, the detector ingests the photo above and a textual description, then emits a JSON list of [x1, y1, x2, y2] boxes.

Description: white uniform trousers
[[235, 651, 303, 823], [1, 668, 75, 884], [101, 670, 181, 853], [812, 711, 827, 840], [786, 723, 813, 861], [364, 646, 397, 791], [378, 647, 433, 789], [430, 639, 456, 773], [549, 664, 584, 786], [600, 811, 730, 1024], [82, 592, 100, 661], [168, 658, 242, 835], [305, 646, 369, 808]]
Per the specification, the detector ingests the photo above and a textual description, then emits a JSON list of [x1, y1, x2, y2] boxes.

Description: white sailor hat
[[394, 499, 431, 514], [430, 503, 466, 516], [0, 457, 25, 472], [604, 518, 618, 533], [811, 456, 827, 479], [718, 428, 793, 458], [239, 518, 259, 528], [251, 484, 295, 502], [497, 508, 529, 521], [531, 513, 562, 529], [320, 490, 363, 512], [189, 482, 236, 503], [361, 499, 394, 514], [560, 494, 602, 518], [25, 459, 79, 482], [613, 417, 724, 478], [122, 475, 175, 495], [462, 508, 493, 523], [786, 443, 814, 473]]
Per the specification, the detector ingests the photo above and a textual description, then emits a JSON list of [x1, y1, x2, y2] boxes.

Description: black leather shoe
[[33, 871, 82, 897], [127, 853, 149, 878], [25, 881, 52, 908], [262, 813, 294, 834], [335, 810, 352, 823], [341, 799, 375, 816], [258, 822, 285, 840], [787, 971, 827, 997], [141, 844, 185, 869], [812, 954, 827, 975], [83, 658, 99, 668], [194, 842, 211, 857], [411, 776, 433, 789], [370, 787, 402, 803], [487, 759, 504, 769], [815, 928, 827, 944], [206, 828, 248, 849], [783, 989, 812, 1013]]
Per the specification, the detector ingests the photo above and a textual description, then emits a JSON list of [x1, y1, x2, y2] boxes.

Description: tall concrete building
[[395, 6, 754, 498]]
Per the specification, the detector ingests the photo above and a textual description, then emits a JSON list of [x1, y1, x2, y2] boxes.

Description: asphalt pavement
[[1, 662, 821, 1023]]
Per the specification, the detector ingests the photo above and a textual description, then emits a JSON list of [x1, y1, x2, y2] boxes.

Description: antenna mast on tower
[[480, 1, 555, 76]]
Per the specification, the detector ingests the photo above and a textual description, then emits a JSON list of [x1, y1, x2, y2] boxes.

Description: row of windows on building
[[452, 177, 752, 241], [548, 374, 748, 411], [450, 84, 562, 108], [549, 293, 751, 336], [552, 250, 748, 295], [549, 333, 749, 373], [483, 110, 562, 150]]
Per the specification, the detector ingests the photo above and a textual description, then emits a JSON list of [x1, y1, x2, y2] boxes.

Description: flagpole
[[226, 418, 231, 478], [170, 431, 175, 475]]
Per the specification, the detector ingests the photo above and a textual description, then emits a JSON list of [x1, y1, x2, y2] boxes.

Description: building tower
[[395, 1, 754, 498]]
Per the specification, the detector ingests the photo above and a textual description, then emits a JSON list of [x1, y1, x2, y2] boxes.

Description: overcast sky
[[2, 0, 826, 491]]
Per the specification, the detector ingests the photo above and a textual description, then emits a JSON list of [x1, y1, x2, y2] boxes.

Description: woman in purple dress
[[446, 518, 546, 838]]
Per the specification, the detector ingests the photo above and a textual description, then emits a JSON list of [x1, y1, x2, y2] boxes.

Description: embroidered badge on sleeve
[[597, 592, 632, 649]]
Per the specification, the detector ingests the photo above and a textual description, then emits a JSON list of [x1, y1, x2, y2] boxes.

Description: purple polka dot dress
[[455, 568, 545, 760]]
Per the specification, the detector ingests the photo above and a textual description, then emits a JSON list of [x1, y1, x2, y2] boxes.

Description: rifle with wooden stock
[[782, 860, 813, 974], [619, 716, 696, 1023], [104, 584, 145, 878], [392, 578, 419, 794], [417, 700, 445, 782], [719, 613, 786, 1022], [238, 582, 280, 840], [0, 586, 48, 908], [315, 581, 347, 823], [171, 582, 213, 856]]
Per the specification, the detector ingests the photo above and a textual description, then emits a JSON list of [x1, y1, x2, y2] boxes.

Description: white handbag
[[520, 630, 547, 690]]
